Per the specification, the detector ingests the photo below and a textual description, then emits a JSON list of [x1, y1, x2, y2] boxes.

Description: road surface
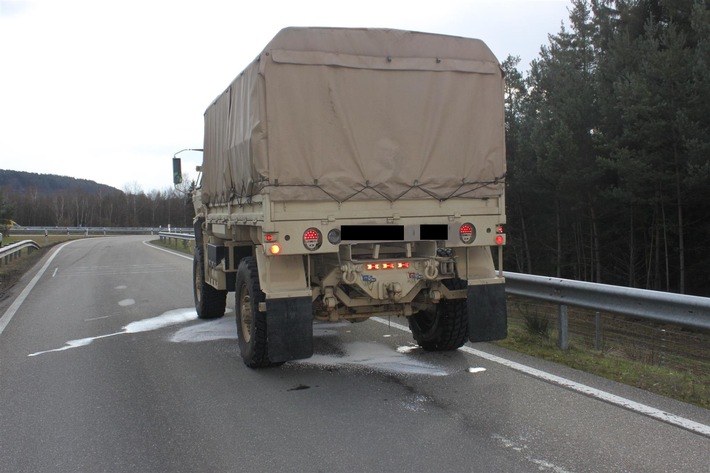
[[1, 236, 708, 472]]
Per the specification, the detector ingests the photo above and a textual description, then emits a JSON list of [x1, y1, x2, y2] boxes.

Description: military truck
[[176, 27, 508, 368]]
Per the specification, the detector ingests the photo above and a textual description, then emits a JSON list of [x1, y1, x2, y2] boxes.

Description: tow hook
[[424, 259, 439, 280], [341, 262, 360, 285]]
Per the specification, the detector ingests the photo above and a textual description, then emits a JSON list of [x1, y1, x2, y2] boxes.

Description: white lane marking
[[118, 299, 135, 307], [0, 240, 80, 337], [28, 308, 198, 357], [52, 268, 58, 277], [85, 316, 111, 322], [142, 240, 192, 260], [371, 317, 710, 438], [492, 434, 573, 473]]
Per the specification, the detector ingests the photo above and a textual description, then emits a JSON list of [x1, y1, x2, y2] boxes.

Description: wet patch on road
[[28, 308, 198, 357]]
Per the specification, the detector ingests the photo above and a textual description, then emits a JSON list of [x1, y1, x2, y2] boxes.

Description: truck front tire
[[193, 245, 227, 319], [409, 278, 468, 351]]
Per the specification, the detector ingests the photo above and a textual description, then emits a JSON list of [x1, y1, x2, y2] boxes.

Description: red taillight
[[459, 223, 475, 244], [496, 225, 505, 245], [303, 228, 322, 251]]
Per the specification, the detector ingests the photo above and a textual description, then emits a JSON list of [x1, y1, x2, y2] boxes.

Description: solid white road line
[[371, 317, 710, 438], [0, 240, 79, 337]]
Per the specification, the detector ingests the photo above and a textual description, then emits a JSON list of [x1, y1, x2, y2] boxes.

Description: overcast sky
[[0, 0, 571, 193]]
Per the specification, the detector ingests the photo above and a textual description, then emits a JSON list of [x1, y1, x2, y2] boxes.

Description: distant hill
[[0, 169, 121, 196]]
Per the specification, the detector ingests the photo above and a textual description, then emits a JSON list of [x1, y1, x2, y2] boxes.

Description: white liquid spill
[[299, 342, 449, 376], [171, 317, 237, 342], [396, 345, 419, 354], [123, 309, 197, 333], [28, 308, 197, 357]]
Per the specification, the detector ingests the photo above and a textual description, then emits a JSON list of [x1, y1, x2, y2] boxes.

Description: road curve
[[1, 236, 708, 472]]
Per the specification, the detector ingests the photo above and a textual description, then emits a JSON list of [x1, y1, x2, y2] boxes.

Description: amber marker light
[[269, 244, 282, 254]]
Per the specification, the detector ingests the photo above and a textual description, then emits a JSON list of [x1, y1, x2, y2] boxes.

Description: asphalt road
[[1, 236, 709, 473]]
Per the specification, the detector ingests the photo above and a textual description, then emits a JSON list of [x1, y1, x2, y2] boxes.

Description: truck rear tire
[[235, 256, 279, 368], [409, 279, 468, 351], [193, 245, 227, 319]]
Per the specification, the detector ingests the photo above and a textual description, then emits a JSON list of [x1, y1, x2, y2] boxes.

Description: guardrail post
[[594, 311, 602, 350], [558, 304, 569, 350]]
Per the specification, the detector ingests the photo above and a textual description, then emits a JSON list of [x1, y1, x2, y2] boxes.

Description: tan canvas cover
[[201, 27, 506, 204]]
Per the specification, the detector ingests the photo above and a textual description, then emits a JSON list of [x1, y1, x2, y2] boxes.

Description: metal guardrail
[[503, 271, 710, 332], [9, 226, 192, 236], [0, 240, 40, 266], [158, 231, 195, 249]]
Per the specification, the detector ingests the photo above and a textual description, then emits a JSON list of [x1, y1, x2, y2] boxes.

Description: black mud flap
[[266, 296, 314, 363], [467, 284, 507, 342]]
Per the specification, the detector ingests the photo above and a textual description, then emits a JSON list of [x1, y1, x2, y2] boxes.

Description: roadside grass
[[496, 302, 710, 409], [149, 238, 193, 255]]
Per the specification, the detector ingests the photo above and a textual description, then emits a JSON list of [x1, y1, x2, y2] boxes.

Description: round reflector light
[[327, 228, 341, 245]]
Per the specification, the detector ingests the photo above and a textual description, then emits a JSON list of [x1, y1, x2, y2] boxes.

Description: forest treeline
[[0, 170, 194, 230], [1, 0, 709, 296], [503, 0, 710, 296]]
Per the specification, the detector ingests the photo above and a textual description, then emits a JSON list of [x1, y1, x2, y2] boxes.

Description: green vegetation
[[504, 0, 710, 296], [0, 169, 194, 228], [497, 300, 710, 409]]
